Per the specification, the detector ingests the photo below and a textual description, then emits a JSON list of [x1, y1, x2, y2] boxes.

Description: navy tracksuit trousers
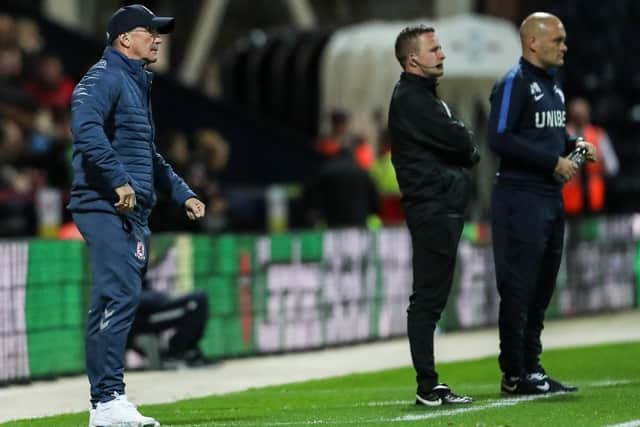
[[73, 212, 150, 407], [491, 185, 564, 379]]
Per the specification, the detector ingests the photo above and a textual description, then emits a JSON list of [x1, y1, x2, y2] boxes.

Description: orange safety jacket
[[316, 137, 375, 170], [562, 124, 605, 214]]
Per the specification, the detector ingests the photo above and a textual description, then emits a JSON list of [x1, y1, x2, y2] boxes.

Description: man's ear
[[118, 33, 131, 48], [528, 36, 537, 53]]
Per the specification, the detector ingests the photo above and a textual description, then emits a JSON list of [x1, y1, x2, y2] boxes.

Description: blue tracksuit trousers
[[73, 211, 150, 407], [491, 185, 564, 378]]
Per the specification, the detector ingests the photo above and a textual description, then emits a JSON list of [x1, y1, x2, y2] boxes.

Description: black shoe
[[526, 371, 578, 393], [416, 383, 473, 406], [501, 375, 549, 395], [502, 372, 578, 395]]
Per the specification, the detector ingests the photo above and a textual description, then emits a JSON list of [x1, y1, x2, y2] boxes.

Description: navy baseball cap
[[106, 4, 175, 44]]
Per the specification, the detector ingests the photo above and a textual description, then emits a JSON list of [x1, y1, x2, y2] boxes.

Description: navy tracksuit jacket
[[69, 47, 196, 406], [488, 57, 577, 378]]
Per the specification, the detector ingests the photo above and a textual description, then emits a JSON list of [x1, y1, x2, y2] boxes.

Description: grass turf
[[3, 341, 639, 427]]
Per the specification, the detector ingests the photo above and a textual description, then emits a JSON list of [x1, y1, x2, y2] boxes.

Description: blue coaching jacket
[[68, 47, 195, 223], [488, 57, 577, 192]]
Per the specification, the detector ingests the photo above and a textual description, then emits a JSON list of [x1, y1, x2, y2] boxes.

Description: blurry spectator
[[152, 129, 229, 233], [304, 145, 380, 228], [33, 108, 73, 188], [164, 130, 190, 177], [0, 46, 23, 86], [0, 14, 23, 88], [370, 141, 404, 225], [15, 17, 44, 57], [0, 14, 17, 49], [317, 109, 375, 170], [151, 131, 201, 232], [0, 118, 36, 236], [0, 118, 23, 165], [191, 129, 229, 232], [0, 118, 43, 195], [317, 110, 355, 155], [564, 97, 619, 215], [370, 110, 403, 224], [195, 129, 229, 173], [24, 53, 75, 109], [0, 32, 36, 130], [370, 141, 397, 193]]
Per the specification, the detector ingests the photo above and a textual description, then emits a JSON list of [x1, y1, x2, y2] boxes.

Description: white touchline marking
[[588, 379, 634, 387], [259, 421, 327, 426], [245, 395, 565, 426], [203, 379, 635, 426], [602, 421, 640, 427], [362, 400, 413, 407], [394, 393, 560, 422], [362, 378, 633, 411]]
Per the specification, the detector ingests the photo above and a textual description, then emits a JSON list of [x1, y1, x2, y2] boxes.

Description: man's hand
[[114, 184, 136, 213], [554, 157, 579, 182], [185, 197, 206, 220], [576, 139, 597, 162]]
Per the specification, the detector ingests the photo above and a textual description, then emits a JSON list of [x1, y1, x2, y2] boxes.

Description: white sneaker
[[88, 393, 159, 427]]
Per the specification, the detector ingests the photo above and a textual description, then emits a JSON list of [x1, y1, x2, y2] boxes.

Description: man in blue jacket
[[488, 12, 595, 396], [69, 5, 205, 426]]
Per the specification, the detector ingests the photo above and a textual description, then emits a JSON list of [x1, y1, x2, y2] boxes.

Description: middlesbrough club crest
[[135, 241, 145, 261]]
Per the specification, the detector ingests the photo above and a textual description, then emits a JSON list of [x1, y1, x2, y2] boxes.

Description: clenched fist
[[185, 197, 206, 220]]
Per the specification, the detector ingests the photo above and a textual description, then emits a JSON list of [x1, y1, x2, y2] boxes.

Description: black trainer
[[502, 372, 578, 395], [501, 375, 548, 395], [526, 371, 578, 393], [416, 383, 473, 406]]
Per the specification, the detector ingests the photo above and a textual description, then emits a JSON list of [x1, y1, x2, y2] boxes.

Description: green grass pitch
[[3, 341, 639, 426]]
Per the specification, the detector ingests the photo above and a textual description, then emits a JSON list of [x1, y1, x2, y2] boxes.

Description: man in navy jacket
[[69, 5, 205, 426], [488, 12, 595, 396]]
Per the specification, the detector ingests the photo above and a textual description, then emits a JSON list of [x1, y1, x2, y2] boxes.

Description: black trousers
[[407, 215, 464, 393], [128, 290, 209, 357], [491, 185, 564, 378]]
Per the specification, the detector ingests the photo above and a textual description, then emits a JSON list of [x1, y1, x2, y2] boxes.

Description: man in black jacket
[[388, 25, 479, 406]]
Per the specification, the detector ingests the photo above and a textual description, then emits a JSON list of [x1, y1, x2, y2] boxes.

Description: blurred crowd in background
[[0, 13, 73, 236], [1, 0, 639, 238]]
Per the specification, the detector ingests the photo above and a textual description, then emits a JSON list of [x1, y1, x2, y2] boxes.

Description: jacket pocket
[[444, 167, 472, 213]]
